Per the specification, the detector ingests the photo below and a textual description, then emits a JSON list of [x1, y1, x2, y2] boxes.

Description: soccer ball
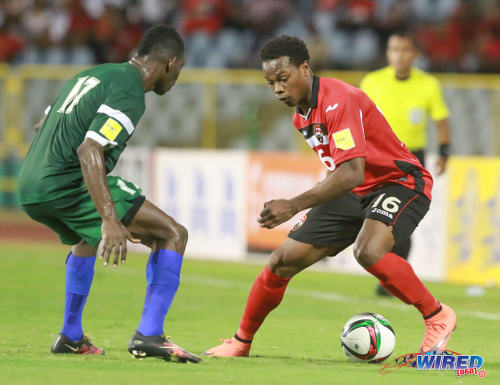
[[340, 312, 395, 363]]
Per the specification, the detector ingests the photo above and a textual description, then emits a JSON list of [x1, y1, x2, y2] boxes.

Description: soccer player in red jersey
[[204, 36, 456, 357]]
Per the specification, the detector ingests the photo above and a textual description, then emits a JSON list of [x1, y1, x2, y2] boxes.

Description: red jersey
[[293, 77, 433, 200]]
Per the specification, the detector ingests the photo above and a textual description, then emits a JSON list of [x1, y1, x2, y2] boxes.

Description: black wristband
[[439, 143, 450, 158]]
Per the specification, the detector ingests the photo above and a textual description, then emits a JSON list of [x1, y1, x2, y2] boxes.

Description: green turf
[[1, 241, 498, 385]]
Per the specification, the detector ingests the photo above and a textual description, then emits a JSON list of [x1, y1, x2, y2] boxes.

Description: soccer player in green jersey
[[17, 25, 200, 363]]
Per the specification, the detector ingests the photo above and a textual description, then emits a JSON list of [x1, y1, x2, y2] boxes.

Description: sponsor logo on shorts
[[291, 214, 307, 231], [371, 207, 394, 219]]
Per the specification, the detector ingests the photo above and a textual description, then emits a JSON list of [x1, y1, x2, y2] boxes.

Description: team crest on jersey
[[314, 124, 324, 143], [291, 214, 307, 231], [300, 123, 329, 148]]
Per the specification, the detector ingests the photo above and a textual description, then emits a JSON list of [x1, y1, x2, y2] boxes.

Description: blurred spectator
[[242, 0, 294, 37], [20, 0, 52, 63], [136, 0, 179, 26], [1, 0, 497, 72], [418, 21, 463, 71], [180, 0, 229, 66], [374, 0, 411, 42], [411, 0, 459, 23], [181, 0, 228, 35], [0, 21, 24, 63], [477, 1, 500, 72]]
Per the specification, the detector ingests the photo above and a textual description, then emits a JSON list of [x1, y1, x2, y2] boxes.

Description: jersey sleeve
[[325, 98, 368, 166], [86, 92, 144, 147], [428, 76, 449, 121]]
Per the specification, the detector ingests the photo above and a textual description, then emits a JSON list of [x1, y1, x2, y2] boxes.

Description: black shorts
[[288, 184, 430, 251]]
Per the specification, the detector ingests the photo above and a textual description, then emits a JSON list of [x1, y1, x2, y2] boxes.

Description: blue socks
[[61, 249, 182, 340], [61, 252, 96, 342], [137, 249, 183, 336]]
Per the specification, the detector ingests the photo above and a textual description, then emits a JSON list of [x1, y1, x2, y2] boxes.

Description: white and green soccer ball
[[340, 312, 396, 363]]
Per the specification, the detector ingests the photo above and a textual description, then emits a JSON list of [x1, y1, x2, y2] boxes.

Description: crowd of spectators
[[0, 0, 498, 72]]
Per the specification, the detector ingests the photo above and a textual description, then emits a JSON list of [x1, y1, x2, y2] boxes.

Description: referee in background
[[360, 30, 451, 296]]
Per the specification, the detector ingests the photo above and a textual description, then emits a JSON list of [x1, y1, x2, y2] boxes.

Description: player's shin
[[62, 252, 96, 341], [236, 265, 291, 341], [365, 252, 440, 318], [137, 249, 182, 336]]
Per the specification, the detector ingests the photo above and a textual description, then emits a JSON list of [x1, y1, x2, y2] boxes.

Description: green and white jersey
[[18, 63, 145, 204]]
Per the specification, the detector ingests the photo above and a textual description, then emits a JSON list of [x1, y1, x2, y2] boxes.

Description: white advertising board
[[112, 147, 154, 199], [153, 149, 248, 261]]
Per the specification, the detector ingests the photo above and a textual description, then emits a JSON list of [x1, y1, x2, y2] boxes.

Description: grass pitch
[[1, 241, 498, 385]]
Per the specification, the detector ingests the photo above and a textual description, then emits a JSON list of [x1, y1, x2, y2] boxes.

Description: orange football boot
[[420, 303, 457, 353], [203, 336, 251, 357]]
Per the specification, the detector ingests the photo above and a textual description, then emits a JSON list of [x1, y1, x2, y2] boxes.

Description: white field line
[[182, 274, 500, 321]]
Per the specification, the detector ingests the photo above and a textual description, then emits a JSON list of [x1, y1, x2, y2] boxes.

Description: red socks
[[235, 253, 439, 341], [236, 265, 291, 341], [365, 252, 440, 318]]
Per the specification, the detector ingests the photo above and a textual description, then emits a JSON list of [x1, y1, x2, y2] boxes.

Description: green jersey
[[18, 63, 145, 204]]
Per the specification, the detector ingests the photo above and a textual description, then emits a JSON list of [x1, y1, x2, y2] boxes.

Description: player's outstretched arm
[[77, 138, 140, 267], [258, 157, 365, 229]]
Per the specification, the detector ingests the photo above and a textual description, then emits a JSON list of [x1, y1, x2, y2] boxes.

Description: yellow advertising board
[[447, 157, 500, 286]]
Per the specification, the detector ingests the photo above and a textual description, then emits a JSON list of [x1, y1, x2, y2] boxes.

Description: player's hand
[[435, 156, 447, 175], [100, 218, 141, 268], [258, 199, 298, 229]]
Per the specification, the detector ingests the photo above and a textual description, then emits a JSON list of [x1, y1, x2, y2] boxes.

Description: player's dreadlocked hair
[[260, 35, 310, 67], [137, 24, 184, 59]]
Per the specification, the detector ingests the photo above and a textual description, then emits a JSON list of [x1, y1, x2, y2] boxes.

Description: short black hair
[[137, 24, 184, 59], [389, 30, 419, 50], [260, 35, 310, 67]]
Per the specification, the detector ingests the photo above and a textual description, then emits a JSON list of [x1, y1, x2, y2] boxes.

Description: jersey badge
[[99, 118, 122, 141], [333, 128, 355, 150], [314, 124, 324, 144], [410, 108, 424, 124]]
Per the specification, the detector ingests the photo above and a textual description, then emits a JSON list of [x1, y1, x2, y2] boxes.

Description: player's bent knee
[[72, 240, 98, 257], [268, 249, 283, 273], [174, 223, 188, 248], [268, 247, 303, 278], [156, 222, 188, 251], [353, 241, 383, 268]]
